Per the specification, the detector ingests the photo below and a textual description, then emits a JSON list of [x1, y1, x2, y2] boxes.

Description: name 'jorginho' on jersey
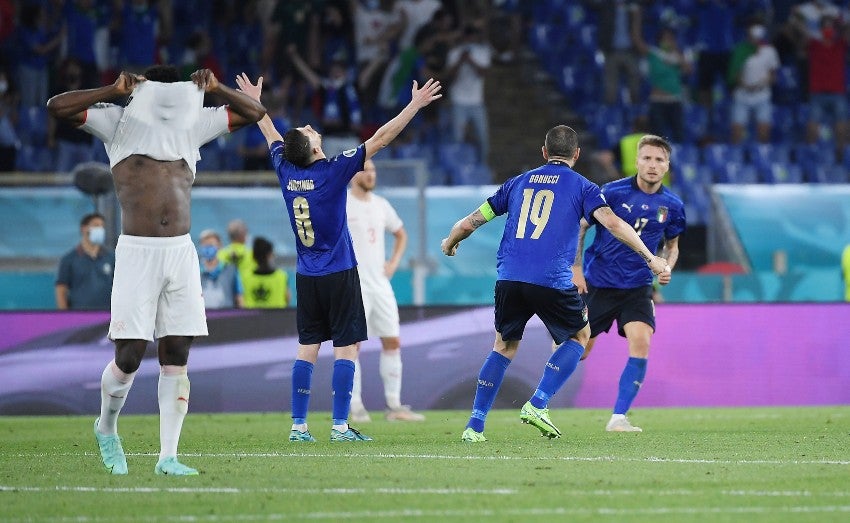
[[487, 161, 608, 290], [583, 176, 686, 289]]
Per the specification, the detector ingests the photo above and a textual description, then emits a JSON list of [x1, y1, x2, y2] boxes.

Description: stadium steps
[[485, 48, 595, 183]]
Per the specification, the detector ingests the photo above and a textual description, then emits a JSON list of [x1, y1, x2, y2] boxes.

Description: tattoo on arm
[[468, 210, 488, 230]]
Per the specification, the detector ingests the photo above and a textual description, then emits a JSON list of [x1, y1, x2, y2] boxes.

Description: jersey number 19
[[515, 188, 554, 239]]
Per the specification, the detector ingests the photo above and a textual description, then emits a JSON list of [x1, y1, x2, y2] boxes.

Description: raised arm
[[364, 78, 442, 159], [286, 45, 322, 90], [46, 71, 142, 124], [592, 206, 670, 276], [234, 73, 282, 145], [192, 69, 266, 131]]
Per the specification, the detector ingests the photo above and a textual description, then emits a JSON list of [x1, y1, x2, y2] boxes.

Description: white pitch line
[[0, 485, 516, 495], [11, 451, 850, 466], [3, 505, 850, 522], [3, 486, 849, 498]]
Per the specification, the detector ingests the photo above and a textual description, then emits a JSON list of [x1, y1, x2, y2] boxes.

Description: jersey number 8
[[293, 196, 315, 247]]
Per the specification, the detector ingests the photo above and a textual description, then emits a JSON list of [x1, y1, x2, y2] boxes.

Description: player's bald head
[[544, 125, 578, 159]]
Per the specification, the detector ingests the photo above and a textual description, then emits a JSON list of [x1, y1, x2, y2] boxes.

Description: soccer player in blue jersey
[[235, 73, 442, 442], [572, 134, 686, 432], [441, 125, 671, 442]]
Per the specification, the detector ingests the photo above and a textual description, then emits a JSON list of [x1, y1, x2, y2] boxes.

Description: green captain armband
[[478, 202, 496, 222]]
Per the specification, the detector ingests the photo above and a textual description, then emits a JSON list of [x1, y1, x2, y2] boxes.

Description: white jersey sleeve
[[195, 106, 231, 147], [380, 196, 403, 234], [79, 103, 124, 144]]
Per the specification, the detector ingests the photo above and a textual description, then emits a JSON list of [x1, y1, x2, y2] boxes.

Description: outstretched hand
[[113, 72, 144, 96], [411, 78, 442, 109], [235, 73, 263, 102], [191, 69, 220, 92]]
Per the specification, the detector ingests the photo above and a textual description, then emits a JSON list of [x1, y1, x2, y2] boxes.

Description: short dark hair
[[80, 212, 104, 227], [283, 129, 312, 167], [252, 236, 273, 265], [637, 134, 672, 160], [544, 125, 578, 159], [143, 65, 180, 83]]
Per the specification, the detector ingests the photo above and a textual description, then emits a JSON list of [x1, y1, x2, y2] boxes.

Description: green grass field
[[1, 407, 849, 522]]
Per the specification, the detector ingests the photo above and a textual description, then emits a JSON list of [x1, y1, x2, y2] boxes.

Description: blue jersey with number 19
[[270, 142, 366, 276], [487, 161, 608, 289]]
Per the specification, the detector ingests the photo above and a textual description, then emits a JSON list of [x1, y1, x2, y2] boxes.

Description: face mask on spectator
[[0, 80, 8, 94], [199, 244, 218, 261], [88, 226, 105, 246]]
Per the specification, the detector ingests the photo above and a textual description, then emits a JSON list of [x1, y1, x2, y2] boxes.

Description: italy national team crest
[[657, 206, 669, 223]]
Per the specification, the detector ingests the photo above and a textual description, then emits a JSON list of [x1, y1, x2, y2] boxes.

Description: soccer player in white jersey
[[346, 159, 425, 422], [47, 66, 265, 475]]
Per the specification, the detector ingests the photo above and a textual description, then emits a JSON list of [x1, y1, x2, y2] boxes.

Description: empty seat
[[762, 164, 804, 184]]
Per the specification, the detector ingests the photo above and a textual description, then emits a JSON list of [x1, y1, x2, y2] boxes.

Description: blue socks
[[331, 359, 356, 425], [529, 340, 584, 409], [467, 351, 512, 433], [613, 357, 648, 415], [291, 359, 314, 424]]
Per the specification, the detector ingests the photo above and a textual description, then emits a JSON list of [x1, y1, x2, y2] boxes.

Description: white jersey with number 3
[[346, 191, 403, 294]]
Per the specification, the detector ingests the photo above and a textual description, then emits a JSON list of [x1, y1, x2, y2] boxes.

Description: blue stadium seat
[[762, 164, 804, 184], [437, 143, 477, 172], [16, 106, 49, 147], [718, 163, 759, 184], [773, 65, 801, 105], [448, 163, 493, 185], [746, 143, 790, 171], [671, 143, 700, 165], [771, 106, 796, 143], [683, 104, 708, 143], [394, 142, 434, 164], [808, 165, 849, 184], [794, 142, 836, 168], [703, 143, 744, 181]]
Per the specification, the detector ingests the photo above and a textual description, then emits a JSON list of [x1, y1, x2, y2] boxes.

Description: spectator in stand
[[588, 0, 643, 106], [198, 229, 243, 309], [0, 66, 18, 171], [352, 0, 397, 125], [112, 0, 163, 73], [0, 0, 15, 59], [287, 44, 363, 156], [221, 0, 264, 83], [180, 30, 225, 83], [634, 26, 691, 144], [16, 3, 64, 108], [242, 236, 291, 309], [319, 1, 355, 70], [692, 0, 737, 140], [728, 23, 780, 144], [48, 59, 94, 173], [63, 0, 102, 87], [804, 14, 849, 150], [55, 212, 115, 311], [265, 0, 320, 122], [445, 23, 492, 164]]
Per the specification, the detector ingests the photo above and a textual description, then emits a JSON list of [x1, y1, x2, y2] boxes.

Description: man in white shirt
[[730, 24, 780, 143], [346, 159, 425, 422], [446, 23, 492, 164], [47, 65, 265, 475]]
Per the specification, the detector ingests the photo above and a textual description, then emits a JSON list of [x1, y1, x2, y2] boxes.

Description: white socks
[[380, 350, 403, 410], [97, 360, 136, 435], [158, 365, 190, 460]]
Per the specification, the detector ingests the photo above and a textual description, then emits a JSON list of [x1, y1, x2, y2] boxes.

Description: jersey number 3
[[293, 196, 315, 247], [515, 188, 554, 239]]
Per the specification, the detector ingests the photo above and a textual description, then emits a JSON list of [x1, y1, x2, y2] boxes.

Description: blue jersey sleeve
[[487, 176, 517, 216], [327, 144, 366, 190], [269, 140, 285, 171], [582, 181, 608, 224], [665, 203, 687, 241]]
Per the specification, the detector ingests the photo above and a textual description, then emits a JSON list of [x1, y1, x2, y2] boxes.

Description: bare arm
[[235, 74, 283, 145], [364, 78, 442, 159], [46, 71, 142, 124], [441, 208, 489, 256], [385, 226, 408, 279], [191, 69, 266, 130], [592, 206, 670, 275], [656, 236, 680, 285], [55, 283, 69, 310], [571, 218, 591, 293]]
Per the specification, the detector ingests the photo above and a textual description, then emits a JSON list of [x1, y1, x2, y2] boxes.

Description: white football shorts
[[362, 288, 400, 339], [109, 234, 207, 340]]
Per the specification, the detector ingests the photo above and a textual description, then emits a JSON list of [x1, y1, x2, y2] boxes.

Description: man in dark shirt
[[55, 212, 115, 310]]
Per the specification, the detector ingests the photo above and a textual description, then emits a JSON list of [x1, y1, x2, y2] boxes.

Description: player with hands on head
[[47, 65, 266, 475], [440, 125, 669, 442], [572, 134, 685, 433], [235, 71, 441, 442]]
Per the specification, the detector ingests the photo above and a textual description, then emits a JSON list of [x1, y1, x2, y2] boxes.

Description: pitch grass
[[1, 407, 849, 522]]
